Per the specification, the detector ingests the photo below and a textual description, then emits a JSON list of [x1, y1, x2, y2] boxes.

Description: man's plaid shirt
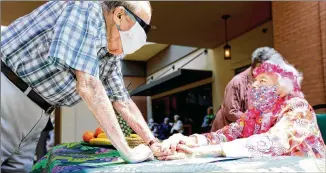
[[1, 1, 130, 107]]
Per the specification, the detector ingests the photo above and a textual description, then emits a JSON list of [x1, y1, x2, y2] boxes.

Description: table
[[32, 142, 326, 173]]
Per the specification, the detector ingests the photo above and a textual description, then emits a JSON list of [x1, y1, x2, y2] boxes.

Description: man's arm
[[75, 70, 132, 159], [104, 60, 161, 155], [222, 79, 245, 122], [113, 100, 155, 144]]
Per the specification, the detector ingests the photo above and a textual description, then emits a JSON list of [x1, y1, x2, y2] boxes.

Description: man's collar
[[246, 67, 253, 82]]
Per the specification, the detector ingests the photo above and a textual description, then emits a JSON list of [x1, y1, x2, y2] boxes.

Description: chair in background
[[313, 104, 326, 143]]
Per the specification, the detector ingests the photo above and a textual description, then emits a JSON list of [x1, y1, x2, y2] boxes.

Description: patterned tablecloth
[[32, 142, 326, 173]]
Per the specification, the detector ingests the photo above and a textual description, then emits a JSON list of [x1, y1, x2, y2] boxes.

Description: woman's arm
[[220, 98, 324, 158]]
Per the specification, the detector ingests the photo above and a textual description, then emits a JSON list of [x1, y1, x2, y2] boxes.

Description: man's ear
[[112, 6, 125, 26]]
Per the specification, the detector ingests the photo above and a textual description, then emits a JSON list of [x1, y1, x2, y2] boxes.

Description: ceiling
[[124, 43, 169, 61], [1, 1, 271, 59], [148, 1, 271, 48]]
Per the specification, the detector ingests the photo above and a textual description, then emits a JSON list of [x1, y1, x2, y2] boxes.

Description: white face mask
[[118, 22, 147, 55]]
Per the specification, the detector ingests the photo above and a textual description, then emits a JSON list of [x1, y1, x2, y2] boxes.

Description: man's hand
[[122, 144, 154, 163], [149, 141, 167, 157]]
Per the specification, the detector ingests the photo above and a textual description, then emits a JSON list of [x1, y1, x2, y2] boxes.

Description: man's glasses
[[123, 7, 151, 34]]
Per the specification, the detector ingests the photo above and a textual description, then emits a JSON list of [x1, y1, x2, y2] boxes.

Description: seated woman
[[158, 51, 325, 160]]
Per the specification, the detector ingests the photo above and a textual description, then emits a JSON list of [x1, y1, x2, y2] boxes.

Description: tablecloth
[[32, 142, 326, 173]]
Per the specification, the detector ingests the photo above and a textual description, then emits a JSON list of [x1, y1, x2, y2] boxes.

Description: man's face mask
[[117, 8, 151, 55]]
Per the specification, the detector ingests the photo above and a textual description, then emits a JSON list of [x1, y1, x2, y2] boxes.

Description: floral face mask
[[250, 85, 280, 113]]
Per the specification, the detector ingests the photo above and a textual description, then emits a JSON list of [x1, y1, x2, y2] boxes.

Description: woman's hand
[[160, 133, 198, 155], [157, 144, 225, 160], [157, 151, 190, 160], [157, 144, 198, 160]]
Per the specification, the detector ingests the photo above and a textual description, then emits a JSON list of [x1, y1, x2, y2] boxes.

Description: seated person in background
[[170, 115, 184, 135], [152, 124, 159, 139], [211, 47, 282, 131], [158, 50, 325, 160], [148, 118, 155, 131], [201, 107, 215, 133], [148, 118, 159, 137], [158, 117, 172, 140]]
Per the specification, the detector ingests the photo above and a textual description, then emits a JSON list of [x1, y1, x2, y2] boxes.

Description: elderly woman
[[158, 49, 325, 160]]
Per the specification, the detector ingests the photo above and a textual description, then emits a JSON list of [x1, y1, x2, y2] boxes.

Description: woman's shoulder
[[284, 97, 311, 112]]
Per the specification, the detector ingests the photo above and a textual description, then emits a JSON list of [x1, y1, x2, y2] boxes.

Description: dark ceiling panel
[[130, 69, 212, 96]]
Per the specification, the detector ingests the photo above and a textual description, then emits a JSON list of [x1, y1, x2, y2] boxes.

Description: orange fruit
[[94, 127, 104, 137], [83, 131, 94, 143]]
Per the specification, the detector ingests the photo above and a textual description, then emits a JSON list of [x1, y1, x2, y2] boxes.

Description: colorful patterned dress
[[198, 96, 326, 158]]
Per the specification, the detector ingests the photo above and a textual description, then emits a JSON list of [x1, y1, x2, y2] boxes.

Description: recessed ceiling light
[[145, 42, 156, 45]]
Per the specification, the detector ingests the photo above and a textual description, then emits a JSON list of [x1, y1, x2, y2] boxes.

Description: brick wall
[[320, 2, 326, 107], [272, 1, 326, 106]]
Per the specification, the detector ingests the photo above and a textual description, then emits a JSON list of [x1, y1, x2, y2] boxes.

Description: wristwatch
[[148, 138, 160, 146]]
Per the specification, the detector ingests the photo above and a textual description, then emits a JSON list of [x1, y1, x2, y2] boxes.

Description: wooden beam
[[54, 107, 61, 145], [151, 77, 213, 100]]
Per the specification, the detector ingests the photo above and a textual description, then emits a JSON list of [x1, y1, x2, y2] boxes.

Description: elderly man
[[1, 1, 160, 172], [211, 47, 283, 131]]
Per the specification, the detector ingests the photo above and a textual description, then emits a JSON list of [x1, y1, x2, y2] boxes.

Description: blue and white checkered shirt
[[1, 1, 130, 107]]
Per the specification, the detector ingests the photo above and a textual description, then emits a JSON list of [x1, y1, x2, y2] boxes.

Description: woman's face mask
[[250, 73, 280, 113], [250, 85, 280, 113]]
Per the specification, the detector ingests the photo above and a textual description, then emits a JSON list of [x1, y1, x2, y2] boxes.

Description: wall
[[146, 48, 213, 83], [146, 45, 198, 76], [209, 21, 274, 112], [272, 2, 326, 106], [148, 21, 274, 114], [61, 77, 146, 143]]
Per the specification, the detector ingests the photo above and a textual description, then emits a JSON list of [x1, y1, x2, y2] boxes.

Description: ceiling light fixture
[[222, 14, 231, 60]]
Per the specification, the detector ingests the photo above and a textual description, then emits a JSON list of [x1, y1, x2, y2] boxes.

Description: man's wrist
[[147, 138, 160, 146]]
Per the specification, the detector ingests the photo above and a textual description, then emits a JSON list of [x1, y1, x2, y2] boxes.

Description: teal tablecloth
[[32, 142, 326, 173]]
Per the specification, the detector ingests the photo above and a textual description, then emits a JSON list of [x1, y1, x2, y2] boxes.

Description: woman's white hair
[[253, 47, 304, 96]]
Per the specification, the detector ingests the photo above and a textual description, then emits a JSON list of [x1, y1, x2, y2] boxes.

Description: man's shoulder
[[227, 68, 251, 87], [227, 74, 244, 88], [64, 1, 103, 18]]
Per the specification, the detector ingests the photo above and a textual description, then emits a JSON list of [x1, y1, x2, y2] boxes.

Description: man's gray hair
[[251, 47, 283, 69], [102, 1, 151, 14]]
